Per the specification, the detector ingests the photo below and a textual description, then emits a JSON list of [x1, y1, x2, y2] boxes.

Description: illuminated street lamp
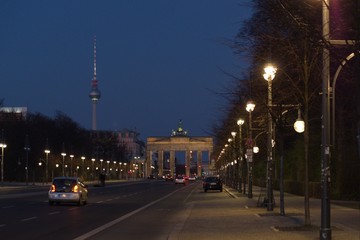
[[231, 131, 237, 189], [69, 154, 74, 177], [294, 109, 305, 133], [100, 159, 103, 171], [44, 148, 50, 182], [92, 158, 95, 180], [263, 64, 277, 211], [237, 118, 245, 193], [61, 152, 66, 176], [246, 100, 255, 199], [81, 156, 86, 177], [0, 142, 7, 185]]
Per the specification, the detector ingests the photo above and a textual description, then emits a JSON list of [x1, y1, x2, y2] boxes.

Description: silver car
[[48, 177, 88, 206]]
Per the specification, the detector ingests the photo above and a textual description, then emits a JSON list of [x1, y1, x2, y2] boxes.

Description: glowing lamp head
[[263, 65, 277, 81]]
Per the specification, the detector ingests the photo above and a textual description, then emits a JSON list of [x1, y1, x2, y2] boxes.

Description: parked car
[[203, 176, 222, 192], [48, 177, 88, 206], [174, 175, 186, 184]]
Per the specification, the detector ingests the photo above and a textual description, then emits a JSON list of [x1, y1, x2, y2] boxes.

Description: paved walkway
[[172, 185, 360, 240]]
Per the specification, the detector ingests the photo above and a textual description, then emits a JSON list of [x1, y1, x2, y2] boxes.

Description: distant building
[[116, 129, 145, 159], [0, 107, 27, 121]]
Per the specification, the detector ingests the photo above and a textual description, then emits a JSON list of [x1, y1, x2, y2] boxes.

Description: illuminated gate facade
[[145, 123, 213, 178]]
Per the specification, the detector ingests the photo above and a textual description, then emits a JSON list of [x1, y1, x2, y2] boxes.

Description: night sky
[[0, 0, 252, 140]]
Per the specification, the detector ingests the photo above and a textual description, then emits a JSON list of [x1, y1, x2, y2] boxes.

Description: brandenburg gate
[[145, 122, 213, 178]]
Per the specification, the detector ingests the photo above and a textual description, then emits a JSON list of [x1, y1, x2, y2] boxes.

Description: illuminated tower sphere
[[89, 36, 101, 131]]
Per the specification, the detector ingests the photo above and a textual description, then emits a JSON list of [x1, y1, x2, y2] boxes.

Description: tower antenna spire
[[89, 35, 101, 131], [92, 35, 98, 88]]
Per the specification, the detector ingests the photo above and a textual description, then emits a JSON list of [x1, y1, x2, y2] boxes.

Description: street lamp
[[69, 155, 74, 177], [321, 1, 331, 238], [92, 158, 95, 180], [231, 131, 237, 189], [0, 142, 7, 185], [44, 148, 50, 182], [81, 156, 85, 179], [24, 135, 30, 186], [227, 138, 232, 187], [100, 159, 103, 171], [246, 100, 255, 199], [61, 152, 66, 176], [263, 64, 277, 211], [294, 108, 305, 133], [237, 118, 245, 193]]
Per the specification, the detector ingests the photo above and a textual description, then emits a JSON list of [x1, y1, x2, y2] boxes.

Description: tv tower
[[89, 36, 101, 131]]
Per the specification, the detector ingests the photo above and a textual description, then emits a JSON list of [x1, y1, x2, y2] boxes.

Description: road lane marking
[[2, 205, 15, 209], [0, 224, 6, 228], [48, 211, 60, 215], [21, 216, 37, 222], [73, 187, 184, 240], [168, 202, 194, 240]]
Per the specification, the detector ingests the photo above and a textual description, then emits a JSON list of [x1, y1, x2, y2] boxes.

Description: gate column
[[170, 150, 175, 177], [158, 151, 164, 177], [185, 150, 191, 177], [197, 151, 202, 177], [146, 150, 152, 178]]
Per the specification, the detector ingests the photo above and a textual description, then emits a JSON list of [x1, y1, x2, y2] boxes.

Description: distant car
[[188, 175, 196, 181], [203, 176, 222, 192], [147, 174, 155, 180], [164, 174, 173, 181], [48, 177, 88, 206], [174, 176, 186, 184]]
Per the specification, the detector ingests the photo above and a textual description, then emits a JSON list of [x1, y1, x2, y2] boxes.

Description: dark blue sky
[[0, 0, 252, 140]]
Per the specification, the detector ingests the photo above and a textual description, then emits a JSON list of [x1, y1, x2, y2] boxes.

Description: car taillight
[[50, 184, 56, 192], [72, 185, 79, 193]]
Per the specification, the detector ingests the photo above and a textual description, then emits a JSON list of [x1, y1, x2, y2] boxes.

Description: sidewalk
[[174, 185, 360, 240]]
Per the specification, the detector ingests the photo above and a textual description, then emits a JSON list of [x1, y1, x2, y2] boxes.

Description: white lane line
[[48, 211, 60, 215], [21, 216, 37, 222], [167, 202, 194, 240], [2, 205, 15, 209], [96, 201, 103, 203], [0, 224, 6, 228], [106, 199, 112, 202], [73, 187, 185, 240]]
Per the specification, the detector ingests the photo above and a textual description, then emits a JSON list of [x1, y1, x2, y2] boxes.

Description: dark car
[[48, 177, 88, 206], [203, 176, 223, 192]]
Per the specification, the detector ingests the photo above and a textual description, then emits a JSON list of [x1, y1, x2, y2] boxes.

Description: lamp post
[[237, 118, 245, 193], [246, 100, 255, 199], [24, 135, 30, 186], [100, 159, 103, 172], [0, 142, 7, 185], [277, 108, 304, 216], [321, 1, 331, 238], [69, 155, 74, 177], [227, 138, 232, 187], [263, 64, 276, 211], [231, 131, 237, 189], [92, 158, 95, 180], [61, 152, 66, 176], [81, 156, 85, 179], [44, 148, 50, 182]]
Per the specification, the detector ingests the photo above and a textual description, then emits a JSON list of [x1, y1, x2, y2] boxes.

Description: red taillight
[[50, 184, 56, 192], [72, 185, 79, 193]]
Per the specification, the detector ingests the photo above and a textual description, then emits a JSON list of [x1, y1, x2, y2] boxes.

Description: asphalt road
[[0, 180, 212, 240], [1, 180, 359, 240]]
